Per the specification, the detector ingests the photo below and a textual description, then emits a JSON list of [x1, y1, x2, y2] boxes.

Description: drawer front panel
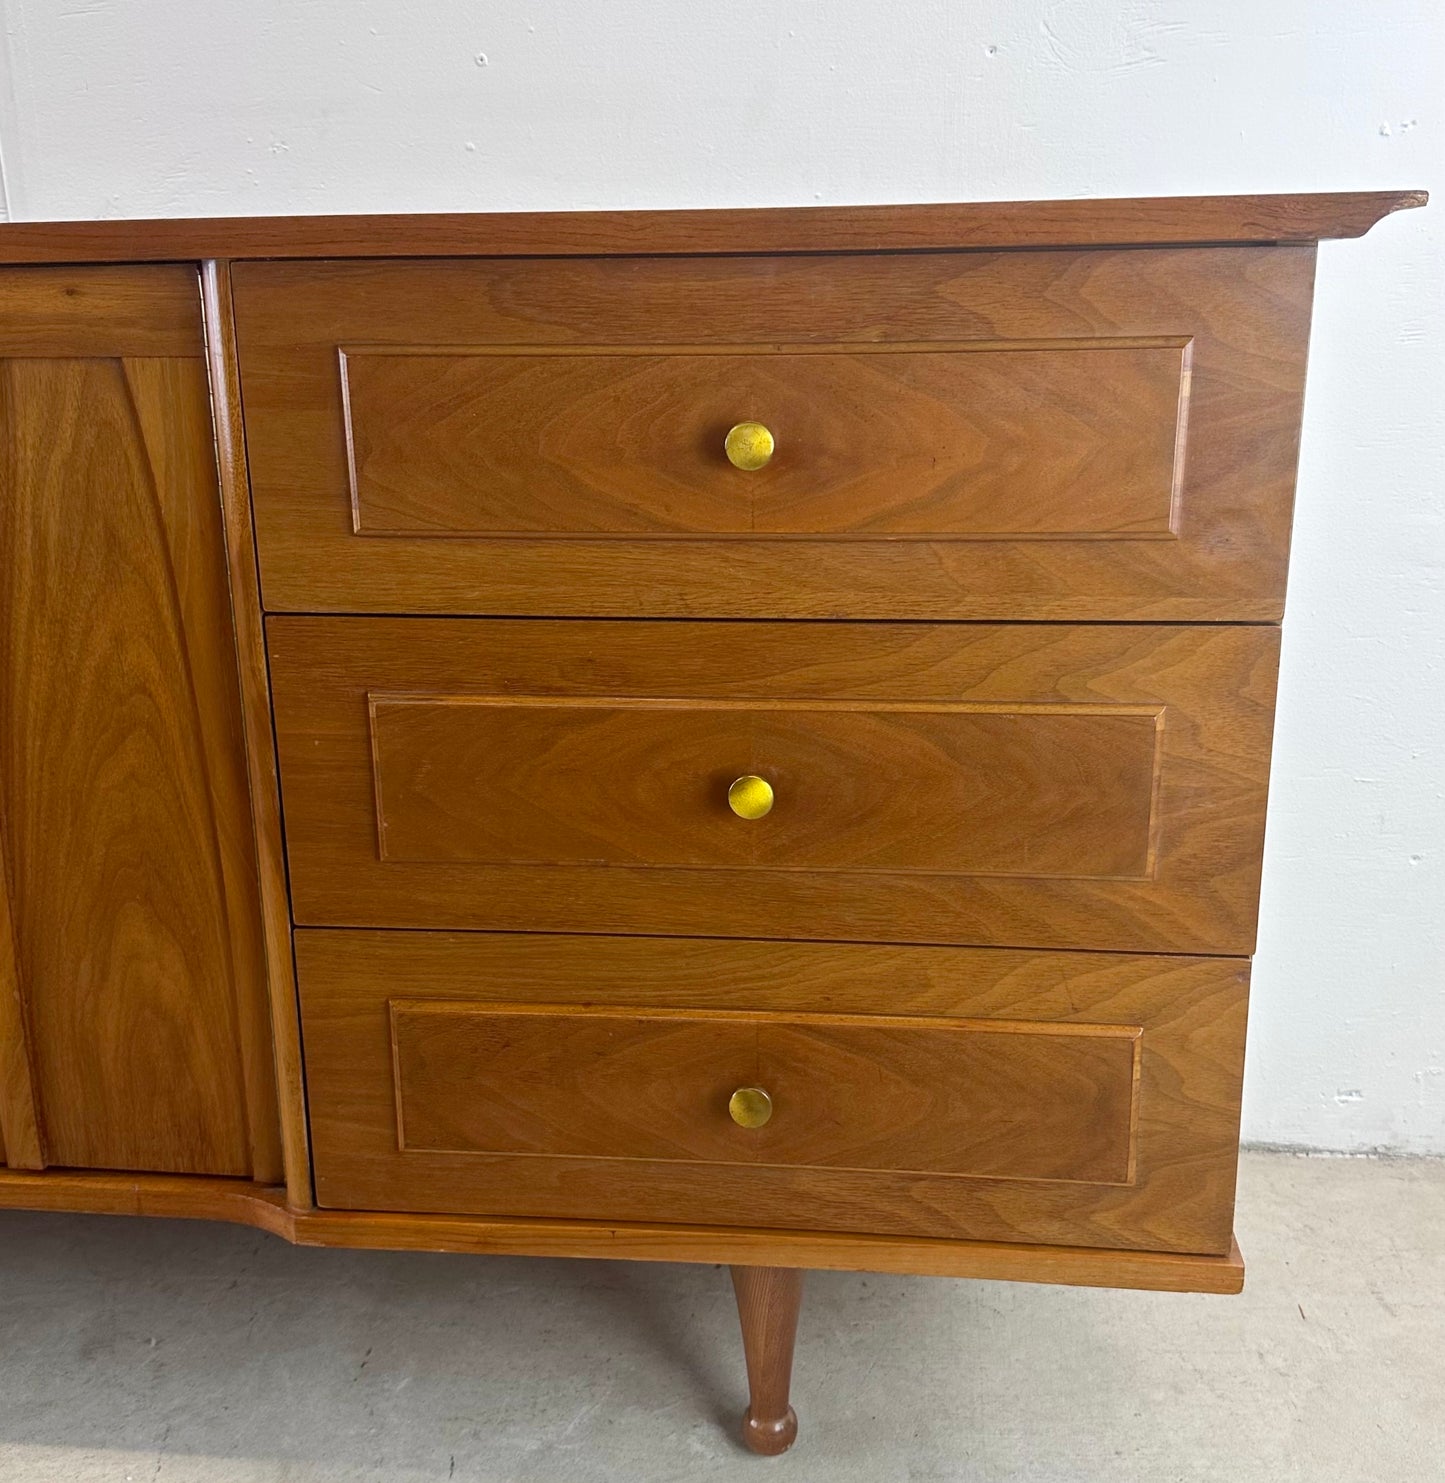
[[270, 618, 1277, 955], [372, 696, 1161, 878], [235, 247, 1313, 621], [298, 930, 1247, 1253], [342, 343, 1185, 539], [391, 1002, 1140, 1183]]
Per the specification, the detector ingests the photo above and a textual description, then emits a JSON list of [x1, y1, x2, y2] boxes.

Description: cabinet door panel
[[0, 267, 278, 1177]]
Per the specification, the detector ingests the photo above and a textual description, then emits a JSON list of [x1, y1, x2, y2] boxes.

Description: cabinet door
[[0, 266, 279, 1178]]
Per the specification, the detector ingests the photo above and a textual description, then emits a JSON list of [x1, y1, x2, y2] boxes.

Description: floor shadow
[[0, 1210, 761, 1472]]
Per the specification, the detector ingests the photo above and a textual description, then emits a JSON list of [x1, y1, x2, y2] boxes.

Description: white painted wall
[[0, 2, 1439, 1153]]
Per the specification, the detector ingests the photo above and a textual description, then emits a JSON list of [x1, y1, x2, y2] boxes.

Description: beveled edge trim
[[0, 191, 1425, 266], [0, 1170, 1244, 1294]]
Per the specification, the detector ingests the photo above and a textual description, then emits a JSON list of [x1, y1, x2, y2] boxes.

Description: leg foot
[[730, 1265, 805, 1456]]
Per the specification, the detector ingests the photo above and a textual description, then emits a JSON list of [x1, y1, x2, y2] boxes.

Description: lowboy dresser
[[0, 191, 1425, 1453]]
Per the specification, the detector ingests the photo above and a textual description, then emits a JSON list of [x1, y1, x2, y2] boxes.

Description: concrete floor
[[0, 1153, 1440, 1482]]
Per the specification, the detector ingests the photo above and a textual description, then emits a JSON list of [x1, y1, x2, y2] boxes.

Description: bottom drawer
[[297, 931, 1247, 1255]]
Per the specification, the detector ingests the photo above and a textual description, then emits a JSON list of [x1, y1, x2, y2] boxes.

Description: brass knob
[[729, 1086, 773, 1129], [724, 421, 775, 471], [727, 774, 774, 820]]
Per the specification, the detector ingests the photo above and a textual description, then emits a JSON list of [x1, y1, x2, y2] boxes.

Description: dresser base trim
[[0, 1170, 1244, 1294]]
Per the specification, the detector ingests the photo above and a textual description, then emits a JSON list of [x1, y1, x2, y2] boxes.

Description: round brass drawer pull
[[724, 421, 775, 471], [729, 1086, 773, 1129], [727, 774, 775, 820]]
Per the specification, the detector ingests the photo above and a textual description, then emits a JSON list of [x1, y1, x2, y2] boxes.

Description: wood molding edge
[[0, 192, 1426, 266], [0, 1170, 1245, 1295], [200, 259, 312, 1203], [0, 1171, 294, 1238]]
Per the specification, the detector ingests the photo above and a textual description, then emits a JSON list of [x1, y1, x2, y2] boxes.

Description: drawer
[[234, 247, 1312, 621], [269, 618, 1279, 955], [297, 930, 1248, 1253]]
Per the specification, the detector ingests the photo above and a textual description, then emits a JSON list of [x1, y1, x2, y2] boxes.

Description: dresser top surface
[[0, 190, 1425, 266]]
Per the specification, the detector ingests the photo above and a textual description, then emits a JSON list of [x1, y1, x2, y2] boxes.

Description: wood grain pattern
[[370, 696, 1162, 878], [389, 1001, 1140, 1183], [296, 931, 1247, 1254], [0, 265, 204, 356], [200, 260, 305, 1198], [128, 355, 282, 1186], [270, 619, 1277, 955], [732, 1266, 804, 1455], [0, 190, 1423, 265], [0, 1169, 1245, 1294], [236, 246, 1312, 621], [341, 341, 1188, 539], [0, 269, 278, 1176], [0, 864, 44, 1168]]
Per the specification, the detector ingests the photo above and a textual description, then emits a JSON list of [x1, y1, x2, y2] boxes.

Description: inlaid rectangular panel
[[297, 929, 1249, 1253], [370, 696, 1163, 879], [389, 1002, 1140, 1184], [234, 246, 1314, 620], [269, 617, 1279, 954], [341, 341, 1188, 539]]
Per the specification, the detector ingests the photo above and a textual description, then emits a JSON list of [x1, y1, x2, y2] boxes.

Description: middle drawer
[[268, 617, 1277, 954]]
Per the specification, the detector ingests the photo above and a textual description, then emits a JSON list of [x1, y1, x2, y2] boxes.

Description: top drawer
[[233, 246, 1314, 621]]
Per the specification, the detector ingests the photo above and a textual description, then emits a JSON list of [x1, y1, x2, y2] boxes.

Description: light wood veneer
[[0, 190, 1422, 264], [0, 192, 1425, 1454], [0, 267, 278, 1179], [0, 1168, 1246, 1294], [269, 617, 1278, 955], [297, 931, 1246, 1255], [234, 247, 1314, 621], [339, 341, 1189, 539]]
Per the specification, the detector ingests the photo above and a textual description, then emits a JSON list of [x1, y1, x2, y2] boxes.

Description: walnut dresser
[[0, 191, 1425, 1453]]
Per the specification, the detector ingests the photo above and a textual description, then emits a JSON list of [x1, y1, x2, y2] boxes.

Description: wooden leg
[[730, 1264, 805, 1455]]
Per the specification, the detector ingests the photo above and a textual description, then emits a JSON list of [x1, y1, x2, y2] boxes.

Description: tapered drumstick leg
[[729, 1264, 805, 1455]]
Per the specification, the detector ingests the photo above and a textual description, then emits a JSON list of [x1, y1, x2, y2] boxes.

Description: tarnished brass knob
[[724, 421, 775, 471], [729, 1086, 773, 1128], [727, 774, 774, 820]]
